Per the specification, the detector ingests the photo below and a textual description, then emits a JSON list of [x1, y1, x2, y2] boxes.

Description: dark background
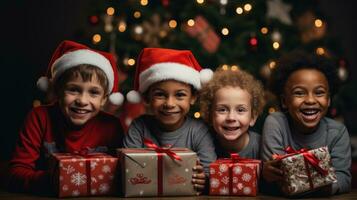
[[1, 0, 357, 160]]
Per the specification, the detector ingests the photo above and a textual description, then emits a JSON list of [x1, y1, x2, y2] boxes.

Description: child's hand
[[262, 159, 284, 182], [192, 160, 206, 195]]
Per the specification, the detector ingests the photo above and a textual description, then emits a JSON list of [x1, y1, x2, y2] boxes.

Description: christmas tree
[[83, 0, 351, 132]]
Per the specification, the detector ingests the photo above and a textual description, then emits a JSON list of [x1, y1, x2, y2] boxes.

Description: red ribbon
[[143, 138, 182, 196], [72, 147, 94, 196], [275, 146, 329, 190]]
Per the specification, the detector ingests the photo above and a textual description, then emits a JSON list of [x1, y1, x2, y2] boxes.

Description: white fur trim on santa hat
[[37, 76, 50, 92], [51, 49, 114, 93], [126, 90, 141, 103], [108, 92, 124, 106], [139, 62, 201, 93], [200, 68, 213, 85]]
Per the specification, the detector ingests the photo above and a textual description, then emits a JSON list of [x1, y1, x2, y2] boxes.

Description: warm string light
[[268, 107, 276, 113], [168, 20, 177, 28], [196, 0, 204, 4], [272, 42, 280, 50], [194, 112, 201, 118], [261, 27, 269, 34], [269, 61, 276, 69], [133, 11, 141, 18], [221, 27, 229, 35], [187, 19, 195, 26], [316, 47, 325, 55], [236, 7, 243, 14], [140, 0, 148, 6], [243, 4, 252, 12], [222, 64, 229, 70], [314, 19, 323, 28], [118, 21, 126, 32], [92, 34, 101, 44], [106, 7, 115, 16], [127, 58, 136, 66]]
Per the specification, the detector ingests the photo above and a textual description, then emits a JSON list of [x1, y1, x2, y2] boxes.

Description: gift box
[[183, 15, 221, 53], [209, 156, 261, 196], [118, 146, 197, 197], [277, 146, 337, 196], [50, 153, 118, 197]]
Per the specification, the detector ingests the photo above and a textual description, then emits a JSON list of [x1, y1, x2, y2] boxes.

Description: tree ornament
[[219, 0, 228, 15], [140, 14, 170, 47], [338, 59, 348, 81], [184, 15, 221, 53], [266, 0, 292, 25], [260, 63, 271, 79], [88, 15, 99, 25], [297, 11, 326, 43], [161, 0, 169, 7], [271, 30, 282, 42]]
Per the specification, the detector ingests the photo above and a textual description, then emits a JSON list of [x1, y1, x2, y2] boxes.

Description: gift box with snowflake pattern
[[209, 159, 261, 196], [118, 148, 197, 197], [278, 146, 337, 196], [50, 153, 118, 197]]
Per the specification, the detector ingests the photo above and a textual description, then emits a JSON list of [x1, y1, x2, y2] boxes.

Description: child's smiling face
[[282, 69, 330, 134], [146, 80, 196, 131], [59, 74, 107, 127], [212, 86, 256, 141]]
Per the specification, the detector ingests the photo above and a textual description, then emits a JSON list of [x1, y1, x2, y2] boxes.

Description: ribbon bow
[[143, 138, 182, 161]]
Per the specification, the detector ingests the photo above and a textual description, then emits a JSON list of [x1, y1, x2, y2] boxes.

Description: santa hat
[[126, 48, 213, 103], [37, 40, 124, 106]]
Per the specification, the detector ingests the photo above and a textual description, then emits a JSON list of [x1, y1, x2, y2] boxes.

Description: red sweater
[[8, 103, 123, 194]]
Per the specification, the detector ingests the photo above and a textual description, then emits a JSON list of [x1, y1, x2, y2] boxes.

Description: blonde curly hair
[[199, 68, 266, 123]]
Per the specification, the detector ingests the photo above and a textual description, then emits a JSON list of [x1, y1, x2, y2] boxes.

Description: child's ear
[[328, 97, 331, 107], [190, 94, 197, 105], [249, 115, 258, 127], [101, 95, 108, 107]]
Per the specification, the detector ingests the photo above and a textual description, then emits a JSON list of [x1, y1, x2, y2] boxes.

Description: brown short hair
[[54, 64, 109, 96], [199, 68, 265, 123]]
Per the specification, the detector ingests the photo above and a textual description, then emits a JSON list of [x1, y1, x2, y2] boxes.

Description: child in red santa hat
[[8, 40, 124, 195], [124, 48, 216, 194]]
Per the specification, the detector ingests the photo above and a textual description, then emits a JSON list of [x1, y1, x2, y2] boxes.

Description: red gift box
[[209, 156, 261, 196], [184, 15, 220, 53], [50, 153, 118, 197]]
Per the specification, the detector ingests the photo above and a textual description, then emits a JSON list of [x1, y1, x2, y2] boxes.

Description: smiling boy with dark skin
[[261, 51, 351, 196]]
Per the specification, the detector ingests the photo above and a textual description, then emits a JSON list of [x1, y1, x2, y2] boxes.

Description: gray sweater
[[215, 131, 261, 159], [261, 112, 351, 195], [123, 115, 217, 174]]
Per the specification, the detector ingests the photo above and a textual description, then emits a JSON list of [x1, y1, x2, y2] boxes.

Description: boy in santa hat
[[7, 40, 124, 195], [124, 48, 216, 194]]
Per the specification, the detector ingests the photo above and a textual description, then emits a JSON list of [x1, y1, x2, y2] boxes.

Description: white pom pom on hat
[[37, 40, 123, 106], [126, 48, 213, 103]]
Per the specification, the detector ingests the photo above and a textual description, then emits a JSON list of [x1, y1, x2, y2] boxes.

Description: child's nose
[[76, 93, 89, 105], [164, 96, 175, 108], [305, 93, 317, 104], [226, 111, 237, 121]]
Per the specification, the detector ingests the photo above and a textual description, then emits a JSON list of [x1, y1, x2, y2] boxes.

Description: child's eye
[[152, 91, 166, 99], [292, 90, 305, 97], [176, 92, 187, 99], [89, 89, 102, 97], [237, 107, 247, 113], [315, 90, 327, 97], [215, 107, 228, 113], [65, 86, 80, 94]]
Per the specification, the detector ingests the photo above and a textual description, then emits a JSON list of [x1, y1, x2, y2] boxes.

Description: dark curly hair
[[269, 50, 339, 104]]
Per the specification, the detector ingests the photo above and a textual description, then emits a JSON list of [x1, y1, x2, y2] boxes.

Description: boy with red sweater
[[8, 40, 124, 195]]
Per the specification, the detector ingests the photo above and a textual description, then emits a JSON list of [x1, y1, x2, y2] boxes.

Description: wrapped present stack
[[118, 141, 197, 197], [209, 155, 261, 196], [277, 146, 337, 196], [50, 153, 118, 197]]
